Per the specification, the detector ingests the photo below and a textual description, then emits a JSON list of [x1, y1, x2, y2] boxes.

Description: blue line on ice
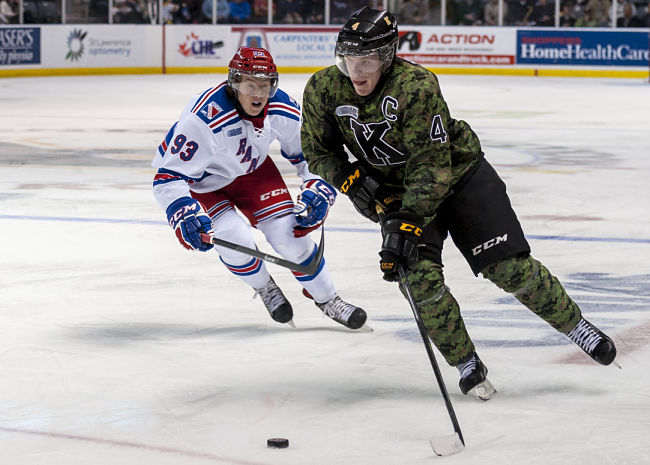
[[2, 214, 649, 244]]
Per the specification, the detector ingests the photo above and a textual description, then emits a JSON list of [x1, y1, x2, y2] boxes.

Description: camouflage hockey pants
[[402, 254, 583, 366]]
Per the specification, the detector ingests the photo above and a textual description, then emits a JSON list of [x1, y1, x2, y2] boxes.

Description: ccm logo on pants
[[472, 234, 508, 256], [260, 189, 288, 201]]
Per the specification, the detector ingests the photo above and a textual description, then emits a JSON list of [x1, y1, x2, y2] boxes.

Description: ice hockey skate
[[566, 318, 617, 366], [316, 296, 370, 331], [254, 277, 294, 325], [456, 352, 496, 401]]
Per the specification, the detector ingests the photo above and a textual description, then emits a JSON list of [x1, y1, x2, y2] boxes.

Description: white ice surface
[[1, 73, 649, 465]]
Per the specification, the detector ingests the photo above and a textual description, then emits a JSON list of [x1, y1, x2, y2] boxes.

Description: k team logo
[[348, 96, 406, 167]]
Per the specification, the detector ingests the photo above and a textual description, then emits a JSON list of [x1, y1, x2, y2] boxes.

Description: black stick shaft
[[398, 265, 465, 446]]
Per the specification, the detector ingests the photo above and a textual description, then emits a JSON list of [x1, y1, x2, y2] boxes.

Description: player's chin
[[247, 101, 265, 114], [352, 81, 371, 96]]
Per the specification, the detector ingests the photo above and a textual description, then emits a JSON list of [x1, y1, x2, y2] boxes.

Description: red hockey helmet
[[228, 47, 279, 98]]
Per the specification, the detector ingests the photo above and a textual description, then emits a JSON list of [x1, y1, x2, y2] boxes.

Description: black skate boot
[[316, 296, 368, 330], [254, 277, 293, 324], [456, 352, 496, 401], [566, 318, 617, 366]]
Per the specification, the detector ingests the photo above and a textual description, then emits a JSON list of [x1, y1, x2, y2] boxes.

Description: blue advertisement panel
[[517, 30, 649, 67], [0, 27, 41, 65]]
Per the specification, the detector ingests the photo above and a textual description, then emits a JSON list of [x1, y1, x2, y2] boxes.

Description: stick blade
[[301, 227, 325, 275], [430, 433, 465, 456]]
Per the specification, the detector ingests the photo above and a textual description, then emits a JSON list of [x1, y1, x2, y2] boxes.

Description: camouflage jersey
[[301, 57, 483, 222]]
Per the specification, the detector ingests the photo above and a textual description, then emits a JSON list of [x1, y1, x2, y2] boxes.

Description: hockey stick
[[200, 228, 325, 275], [398, 265, 465, 456], [377, 206, 464, 455]]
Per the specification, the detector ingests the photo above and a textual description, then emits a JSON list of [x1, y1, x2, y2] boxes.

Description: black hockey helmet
[[335, 7, 398, 76]]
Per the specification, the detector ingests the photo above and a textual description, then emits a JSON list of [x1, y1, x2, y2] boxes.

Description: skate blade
[[468, 378, 496, 401], [430, 432, 465, 456], [356, 323, 373, 332]]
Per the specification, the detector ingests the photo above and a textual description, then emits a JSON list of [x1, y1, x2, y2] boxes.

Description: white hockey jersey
[[152, 81, 317, 212]]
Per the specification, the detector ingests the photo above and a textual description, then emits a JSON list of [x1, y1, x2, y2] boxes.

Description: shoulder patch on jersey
[[200, 101, 223, 120], [335, 105, 359, 118], [192, 82, 237, 128], [227, 127, 243, 137]]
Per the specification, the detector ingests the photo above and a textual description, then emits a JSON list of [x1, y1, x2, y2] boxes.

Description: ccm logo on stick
[[260, 189, 288, 200], [472, 234, 508, 256]]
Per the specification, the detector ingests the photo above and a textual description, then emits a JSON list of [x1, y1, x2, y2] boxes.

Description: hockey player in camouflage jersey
[[301, 7, 617, 399]]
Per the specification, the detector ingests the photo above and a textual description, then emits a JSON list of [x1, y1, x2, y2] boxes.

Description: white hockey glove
[[293, 179, 336, 237]]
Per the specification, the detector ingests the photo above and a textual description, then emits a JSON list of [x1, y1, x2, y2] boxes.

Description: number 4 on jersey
[[430, 114, 448, 144]]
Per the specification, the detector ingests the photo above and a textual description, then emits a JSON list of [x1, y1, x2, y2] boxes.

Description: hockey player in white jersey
[[152, 46, 367, 330]]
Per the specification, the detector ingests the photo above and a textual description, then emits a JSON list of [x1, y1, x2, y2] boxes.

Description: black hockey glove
[[379, 212, 423, 282], [333, 162, 398, 223]]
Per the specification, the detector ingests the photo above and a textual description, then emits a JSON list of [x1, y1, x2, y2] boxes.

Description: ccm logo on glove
[[168, 202, 199, 225], [339, 168, 360, 194], [293, 179, 336, 237], [399, 222, 422, 236], [166, 197, 214, 252]]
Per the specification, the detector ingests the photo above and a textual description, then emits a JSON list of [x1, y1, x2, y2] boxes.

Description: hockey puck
[[267, 438, 289, 449]]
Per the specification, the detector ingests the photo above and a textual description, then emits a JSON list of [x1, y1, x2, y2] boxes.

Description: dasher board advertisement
[[517, 29, 650, 67], [40, 25, 156, 68], [0, 27, 40, 66], [397, 27, 516, 66]]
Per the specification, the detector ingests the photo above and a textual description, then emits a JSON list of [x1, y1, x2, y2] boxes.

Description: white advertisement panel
[[397, 27, 516, 66], [218, 26, 515, 69], [164, 25, 233, 68], [41, 25, 158, 69], [163, 25, 340, 70], [230, 26, 339, 68]]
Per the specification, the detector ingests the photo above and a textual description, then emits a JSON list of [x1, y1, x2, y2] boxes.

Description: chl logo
[[260, 188, 288, 201], [472, 234, 508, 256]]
